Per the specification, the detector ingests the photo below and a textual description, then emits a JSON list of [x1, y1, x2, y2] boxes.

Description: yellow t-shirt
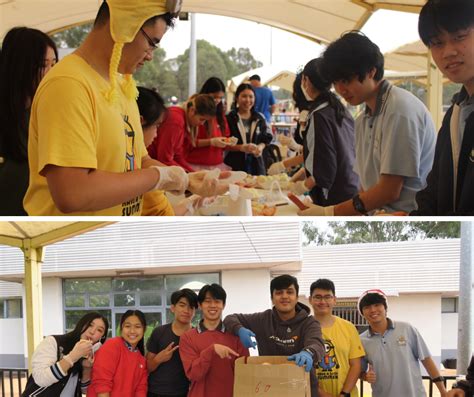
[[142, 191, 175, 216], [24, 54, 147, 216], [316, 316, 365, 397]]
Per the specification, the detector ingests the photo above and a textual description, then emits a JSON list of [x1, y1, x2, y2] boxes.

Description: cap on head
[[104, 0, 182, 103], [357, 289, 387, 315]]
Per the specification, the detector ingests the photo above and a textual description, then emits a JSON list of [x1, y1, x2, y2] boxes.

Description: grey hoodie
[[224, 302, 324, 397], [224, 302, 324, 362]]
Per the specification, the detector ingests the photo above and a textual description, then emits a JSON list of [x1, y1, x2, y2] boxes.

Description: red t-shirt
[[87, 337, 147, 397], [179, 326, 248, 397], [147, 107, 194, 172], [184, 116, 230, 166]]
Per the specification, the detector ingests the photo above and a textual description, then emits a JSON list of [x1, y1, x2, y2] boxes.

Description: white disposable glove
[[240, 143, 257, 153], [176, 195, 216, 216], [288, 180, 309, 195], [298, 204, 335, 216], [268, 161, 287, 176], [210, 137, 227, 148], [150, 166, 189, 195], [188, 171, 229, 197], [278, 134, 302, 152]]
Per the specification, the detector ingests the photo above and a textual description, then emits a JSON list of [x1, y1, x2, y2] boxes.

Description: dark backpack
[[262, 143, 282, 173]]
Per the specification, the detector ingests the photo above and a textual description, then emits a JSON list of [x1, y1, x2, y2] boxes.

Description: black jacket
[[22, 335, 84, 397], [225, 110, 273, 175], [413, 88, 474, 215]]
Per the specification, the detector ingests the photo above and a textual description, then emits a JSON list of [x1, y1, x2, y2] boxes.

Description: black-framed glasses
[[312, 295, 334, 302], [140, 28, 159, 51]]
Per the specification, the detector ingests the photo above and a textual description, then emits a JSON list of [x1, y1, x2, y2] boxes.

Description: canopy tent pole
[[457, 221, 474, 375], [426, 52, 443, 130], [188, 12, 197, 96], [23, 243, 45, 370]]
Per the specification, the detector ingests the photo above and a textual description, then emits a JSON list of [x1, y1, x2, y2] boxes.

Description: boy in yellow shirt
[[309, 279, 365, 397]]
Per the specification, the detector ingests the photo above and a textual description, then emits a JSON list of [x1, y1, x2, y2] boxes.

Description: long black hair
[[200, 77, 226, 135], [66, 312, 109, 345], [137, 86, 166, 127], [303, 58, 347, 126], [60, 311, 109, 375], [120, 310, 147, 355], [0, 27, 58, 161], [232, 83, 256, 112]]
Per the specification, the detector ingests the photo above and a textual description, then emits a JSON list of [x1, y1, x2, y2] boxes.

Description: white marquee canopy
[[1, 0, 425, 41]]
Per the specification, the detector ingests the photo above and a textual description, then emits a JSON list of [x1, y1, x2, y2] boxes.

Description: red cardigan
[[87, 337, 147, 397], [147, 107, 194, 172], [179, 326, 248, 397], [184, 116, 230, 166]]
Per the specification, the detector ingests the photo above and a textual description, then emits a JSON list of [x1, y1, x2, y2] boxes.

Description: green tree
[[133, 47, 179, 101], [51, 23, 93, 48], [226, 47, 263, 75], [302, 221, 460, 246], [175, 40, 230, 99]]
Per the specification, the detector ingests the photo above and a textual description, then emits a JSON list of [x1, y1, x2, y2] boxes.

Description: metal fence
[[0, 367, 459, 397], [359, 375, 457, 396], [0, 369, 28, 397]]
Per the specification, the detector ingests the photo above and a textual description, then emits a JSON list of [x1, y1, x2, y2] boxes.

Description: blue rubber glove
[[237, 327, 257, 348], [287, 350, 313, 372]]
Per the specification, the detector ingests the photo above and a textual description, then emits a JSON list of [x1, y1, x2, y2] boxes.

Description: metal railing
[[0, 367, 459, 397], [0, 368, 28, 397], [359, 375, 457, 397]]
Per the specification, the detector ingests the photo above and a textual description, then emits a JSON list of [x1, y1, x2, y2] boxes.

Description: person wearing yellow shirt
[[24, 0, 227, 216], [309, 279, 365, 397]]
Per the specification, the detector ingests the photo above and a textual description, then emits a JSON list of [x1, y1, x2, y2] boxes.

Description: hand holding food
[[68, 339, 93, 363], [150, 166, 189, 195], [188, 171, 229, 197], [210, 137, 228, 148]]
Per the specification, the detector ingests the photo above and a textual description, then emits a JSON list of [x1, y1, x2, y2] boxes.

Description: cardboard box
[[233, 356, 310, 397]]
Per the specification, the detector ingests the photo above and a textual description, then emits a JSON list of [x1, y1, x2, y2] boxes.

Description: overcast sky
[[159, 10, 421, 73]]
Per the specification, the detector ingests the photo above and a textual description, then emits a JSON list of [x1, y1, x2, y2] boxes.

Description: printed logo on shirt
[[121, 115, 141, 216], [469, 148, 474, 162], [268, 335, 299, 348], [317, 339, 340, 379], [123, 115, 137, 172], [397, 336, 407, 346]]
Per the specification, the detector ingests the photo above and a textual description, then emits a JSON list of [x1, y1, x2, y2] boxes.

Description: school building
[[0, 221, 463, 369]]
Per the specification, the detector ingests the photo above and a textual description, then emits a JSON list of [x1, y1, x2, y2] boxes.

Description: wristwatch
[[431, 376, 445, 383], [352, 194, 368, 215], [339, 392, 351, 397]]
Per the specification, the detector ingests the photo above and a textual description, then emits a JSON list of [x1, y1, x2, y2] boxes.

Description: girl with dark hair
[[0, 26, 58, 215], [22, 312, 108, 397], [184, 77, 233, 170], [147, 94, 216, 172], [225, 83, 273, 175], [287, 57, 359, 207], [137, 87, 207, 216], [137, 86, 167, 148], [88, 310, 147, 397]]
